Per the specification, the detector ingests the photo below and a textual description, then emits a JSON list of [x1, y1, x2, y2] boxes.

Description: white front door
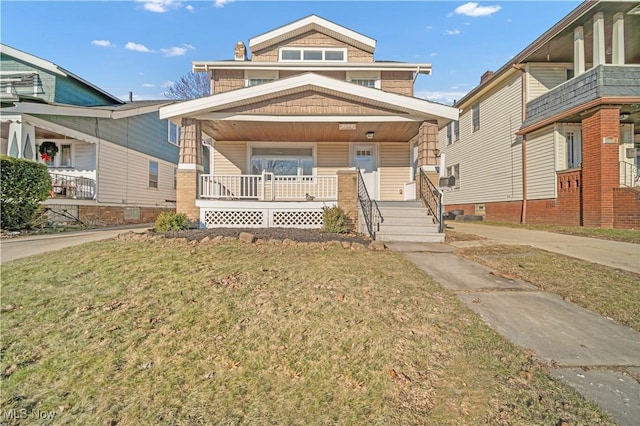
[[354, 144, 377, 199]]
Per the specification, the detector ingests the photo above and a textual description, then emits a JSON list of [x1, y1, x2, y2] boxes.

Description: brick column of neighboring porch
[[337, 170, 358, 232], [176, 118, 203, 222], [581, 107, 620, 228]]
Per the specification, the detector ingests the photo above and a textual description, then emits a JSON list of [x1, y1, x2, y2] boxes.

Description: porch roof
[[159, 73, 458, 129]]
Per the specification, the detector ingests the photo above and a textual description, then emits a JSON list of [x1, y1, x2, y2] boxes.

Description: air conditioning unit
[[439, 176, 456, 188], [626, 148, 638, 158]]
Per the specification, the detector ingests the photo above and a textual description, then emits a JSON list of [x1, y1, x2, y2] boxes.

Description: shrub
[[154, 211, 189, 232], [0, 156, 51, 230], [322, 206, 349, 234]]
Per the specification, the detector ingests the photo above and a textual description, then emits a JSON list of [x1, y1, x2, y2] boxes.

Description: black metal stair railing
[[357, 169, 382, 239], [418, 169, 443, 233]]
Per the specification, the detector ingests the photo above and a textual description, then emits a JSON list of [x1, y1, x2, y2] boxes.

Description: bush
[[321, 206, 349, 234], [154, 211, 190, 232], [1, 156, 51, 230]]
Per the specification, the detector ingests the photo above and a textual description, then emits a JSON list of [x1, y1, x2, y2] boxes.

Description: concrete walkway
[[0, 224, 152, 264], [448, 222, 639, 274], [387, 238, 640, 426]]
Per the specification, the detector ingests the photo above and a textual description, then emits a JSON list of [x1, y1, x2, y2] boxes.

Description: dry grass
[[1, 238, 614, 424], [456, 244, 640, 332]]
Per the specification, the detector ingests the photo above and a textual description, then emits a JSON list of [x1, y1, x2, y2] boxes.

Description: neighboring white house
[[0, 44, 179, 225], [440, 0, 639, 229]]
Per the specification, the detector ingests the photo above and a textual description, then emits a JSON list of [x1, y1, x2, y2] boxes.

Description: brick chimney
[[480, 70, 494, 85], [234, 41, 247, 61]]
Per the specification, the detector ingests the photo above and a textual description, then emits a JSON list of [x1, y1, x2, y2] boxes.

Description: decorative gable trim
[[249, 15, 376, 54]]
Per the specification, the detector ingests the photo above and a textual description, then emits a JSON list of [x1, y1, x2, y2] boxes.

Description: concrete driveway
[[0, 225, 152, 264]]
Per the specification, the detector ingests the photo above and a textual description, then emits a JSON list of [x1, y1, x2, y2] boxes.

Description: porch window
[[149, 161, 159, 189], [472, 103, 480, 132], [251, 147, 313, 176], [350, 79, 376, 88], [566, 131, 581, 169], [59, 144, 72, 167], [248, 78, 276, 87]]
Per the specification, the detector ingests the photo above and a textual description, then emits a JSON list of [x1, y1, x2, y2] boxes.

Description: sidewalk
[[387, 235, 640, 425], [0, 224, 152, 264], [448, 222, 640, 274]]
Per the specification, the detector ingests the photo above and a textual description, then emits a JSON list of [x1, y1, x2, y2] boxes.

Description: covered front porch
[[160, 73, 457, 230]]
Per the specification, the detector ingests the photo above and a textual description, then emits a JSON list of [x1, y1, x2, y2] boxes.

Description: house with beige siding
[[0, 44, 179, 225], [440, 0, 640, 229], [160, 15, 458, 240]]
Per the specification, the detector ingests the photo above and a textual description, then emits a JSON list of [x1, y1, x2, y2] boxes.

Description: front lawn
[[1, 238, 613, 424]]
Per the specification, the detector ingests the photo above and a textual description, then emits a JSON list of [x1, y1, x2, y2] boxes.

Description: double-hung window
[[168, 122, 181, 145], [454, 120, 460, 142], [472, 103, 480, 132], [149, 161, 159, 189]]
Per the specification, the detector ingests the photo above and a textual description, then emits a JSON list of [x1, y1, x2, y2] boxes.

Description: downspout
[[413, 66, 420, 84], [513, 64, 527, 223]]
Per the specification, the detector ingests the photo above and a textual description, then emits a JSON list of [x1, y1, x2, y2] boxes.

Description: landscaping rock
[[239, 232, 256, 243], [352, 242, 366, 250], [200, 236, 211, 244], [341, 241, 352, 249], [369, 241, 386, 251], [269, 239, 282, 245], [283, 238, 295, 246]]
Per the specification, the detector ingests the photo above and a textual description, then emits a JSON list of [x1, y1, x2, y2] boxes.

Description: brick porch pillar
[[337, 170, 358, 232], [581, 107, 620, 228], [176, 118, 203, 222]]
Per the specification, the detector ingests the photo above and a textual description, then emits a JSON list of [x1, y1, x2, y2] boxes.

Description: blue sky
[[1, 1, 580, 104]]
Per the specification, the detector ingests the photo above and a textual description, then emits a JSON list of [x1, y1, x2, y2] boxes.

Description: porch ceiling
[[201, 120, 421, 142]]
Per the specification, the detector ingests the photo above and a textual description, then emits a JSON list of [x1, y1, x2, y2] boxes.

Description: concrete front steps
[[374, 201, 444, 243]]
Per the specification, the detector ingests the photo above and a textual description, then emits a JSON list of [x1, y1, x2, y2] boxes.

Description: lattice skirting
[[202, 208, 323, 228]]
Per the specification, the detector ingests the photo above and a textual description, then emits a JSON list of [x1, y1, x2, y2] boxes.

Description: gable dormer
[[248, 15, 376, 63]]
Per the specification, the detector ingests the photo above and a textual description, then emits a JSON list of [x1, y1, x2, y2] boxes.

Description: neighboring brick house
[[440, 0, 640, 229], [0, 44, 179, 226], [160, 15, 458, 233]]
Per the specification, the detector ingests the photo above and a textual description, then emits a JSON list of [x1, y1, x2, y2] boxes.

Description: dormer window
[[279, 47, 347, 62]]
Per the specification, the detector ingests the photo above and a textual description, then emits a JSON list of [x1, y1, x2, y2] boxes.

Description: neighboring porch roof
[[249, 15, 376, 54], [159, 73, 458, 128]]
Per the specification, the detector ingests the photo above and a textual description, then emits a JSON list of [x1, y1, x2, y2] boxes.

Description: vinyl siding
[[32, 112, 178, 164], [443, 73, 523, 205], [526, 126, 556, 200], [527, 63, 572, 102], [378, 142, 410, 201], [0, 53, 117, 105], [317, 143, 349, 174], [74, 142, 96, 170], [97, 141, 175, 206], [213, 142, 247, 174]]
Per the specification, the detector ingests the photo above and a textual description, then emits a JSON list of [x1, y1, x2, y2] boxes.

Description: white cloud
[[186, 4, 194, 11], [125, 42, 153, 53], [415, 90, 468, 106], [445, 29, 461, 36], [91, 40, 114, 48], [215, 0, 234, 8], [160, 44, 195, 57], [425, 25, 433, 31], [452, 2, 501, 17], [430, 52, 438, 57], [137, 0, 183, 13], [142, 83, 156, 88]]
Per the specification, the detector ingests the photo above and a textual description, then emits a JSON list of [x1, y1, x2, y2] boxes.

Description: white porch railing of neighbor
[[201, 173, 337, 201]]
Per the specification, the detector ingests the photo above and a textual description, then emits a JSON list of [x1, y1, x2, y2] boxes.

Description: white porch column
[[612, 12, 625, 65], [593, 12, 605, 67], [7, 119, 36, 160], [574, 26, 586, 76]]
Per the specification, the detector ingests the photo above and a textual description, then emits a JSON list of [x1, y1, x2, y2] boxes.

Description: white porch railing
[[201, 173, 337, 201]]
